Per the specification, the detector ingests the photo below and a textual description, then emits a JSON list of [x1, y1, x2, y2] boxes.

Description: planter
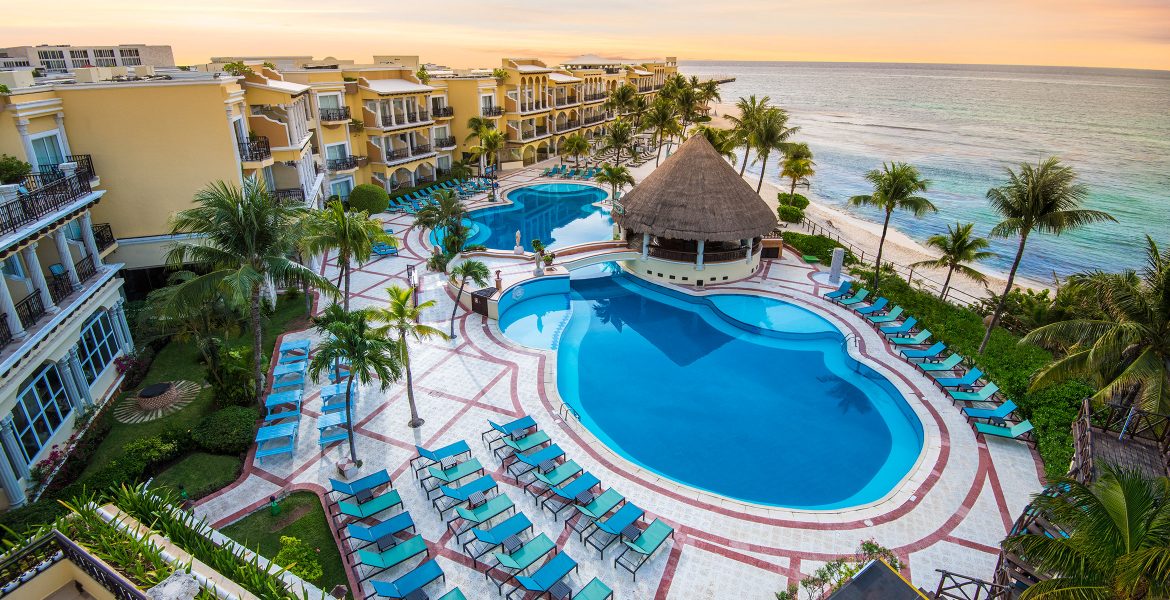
[[35, 559, 53, 572], [18, 570, 35, 583], [336, 459, 360, 478], [3, 581, 19, 593]]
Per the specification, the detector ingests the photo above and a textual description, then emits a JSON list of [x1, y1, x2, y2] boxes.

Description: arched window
[[78, 311, 119, 383], [10, 363, 72, 464]]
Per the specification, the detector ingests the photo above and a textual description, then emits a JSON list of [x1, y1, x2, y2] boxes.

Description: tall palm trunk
[[941, 265, 954, 299], [739, 149, 750, 176], [344, 374, 358, 461], [790, 177, 798, 197], [251, 286, 264, 403], [450, 278, 467, 338], [872, 210, 893, 292], [655, 130, 665, 166], [401, 331, 423, 427], [341, 252, 351, 311], [755, 151, 770, 193], [979, 232, 1029, 354]]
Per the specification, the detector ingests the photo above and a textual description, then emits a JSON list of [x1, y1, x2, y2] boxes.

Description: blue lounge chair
[[542, 472, 601, 518], [271, 361, 307, 391], [329, 469, 391, 500], [837, 289, 870, 306], [507, 551, 578, 598], [461, 512, 533, 559], [964, 399, 1018, 423], [411, 440, 472, 476], [935, 367, 984, 389], [902, 341, 945, 360], [372, 242, 398, 257], [449, 494, 516, 540], [853, 297, 888, 315], [370, 560, 444, 599], [337, 489, 402, 521], [422, 458, 484, 493], [524, 460, 582, 498], [347, 511, 415, 544], [949, 382, 1000, 404], [825, 282, 854, 303], [491, 534, 557, 592], [881, 316, 918, 336], [572, 488, 625, 540], [614, 519, 674, 580], [974, 419, 1034, 444], [506, 444, 564, 479], [434, 474, 498, 515], [867, 305, 903, 324], [889, 329, 931, 345], [917, 354, 964, 372], [585, 502, 644, 552], [356, 535, 428, 579], [482, 415, 537, 448]]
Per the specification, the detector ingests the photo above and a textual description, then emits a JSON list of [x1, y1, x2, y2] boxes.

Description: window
[[69, 50, 90, 69], [10, 364, 73, 464], [77, 312, 119, 384], [30, 133, 64, 167], [118, 48, 141, 66], [437, 155, 451, 170], [2, 256, 25, 279], [37, 50, 67, 72], [93, 49, 116, 67], [261, 166, 276, 192], [325, 143, 349, 161], [330, 178, 353, 199], [318, 94, 341, 109]]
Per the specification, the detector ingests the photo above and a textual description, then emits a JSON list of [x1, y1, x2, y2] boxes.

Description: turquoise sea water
[[680, 62, 1170, 280]]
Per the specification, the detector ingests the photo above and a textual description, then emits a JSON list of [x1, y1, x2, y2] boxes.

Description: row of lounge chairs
[[328, 469, 465, 600], [825, 281, 1035, 445], [541, 165, 600, 180], [387, 178, 493, 213]]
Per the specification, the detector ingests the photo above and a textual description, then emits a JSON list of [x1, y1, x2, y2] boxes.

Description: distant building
[[0, 44, 175, 73]]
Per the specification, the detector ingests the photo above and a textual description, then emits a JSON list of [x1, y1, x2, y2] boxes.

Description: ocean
[[679, 61, 1170, 281]]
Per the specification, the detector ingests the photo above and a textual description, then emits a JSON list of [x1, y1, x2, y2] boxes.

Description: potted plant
[[336, 457, 361, 477], [542, 252, 556, 271], [531, 239, 546, 276], [0, 154, 32, 185]]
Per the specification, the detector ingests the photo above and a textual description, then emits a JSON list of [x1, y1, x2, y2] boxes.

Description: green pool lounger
[[880, 316, 918, 336], [337, 489, 402, 521], [483, 415, 537, 448], [370, 559, 444, 599], [506, 551, 579, 598], [934, 367, 984, 388], [889, 329, 931, 345], [490, 533, 556, 591], [572, 488, 625, 539], [837, 289, 870, 306], [948, 382, 1000, 404], [901, 341, 945, 360], [585, 503, 644, 552], [422, 458, 484, 493], [495, 429, 551, 459], [615, 518, 675, 580], [437, 589, 466, 600], [963, 399, 1018, 422], [356, 535, 428, 579], [434, 474, 498, 515], [449, 493, 515, 539], [974, 419, 1034, 444], [506, 444, 565, 479], [462, 512, 532, 560], [576, 578, 614, 600], [542, 472, 601, 518], [866, 305, 903, 324], [916, 354, 963, 372], [524, 460, 582, 498]]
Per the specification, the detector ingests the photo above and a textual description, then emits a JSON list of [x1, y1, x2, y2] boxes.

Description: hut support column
[[696, 240, 705, 270], [744, 238, 752, 264], [641, 233, 650, 260]]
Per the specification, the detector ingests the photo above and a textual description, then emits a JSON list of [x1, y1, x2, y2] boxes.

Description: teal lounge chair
[[837, 289, 870, 306], [866, 305, 903, 324], [542, 472, 601, 518], [462, 512, 532, 560], [449, 494, 515, 539], [974, 419, 1034, 444], [901, 341, 945, 360], [964, 399, 1018, 423], [422, 458, 484, 493], [505, 444, 564, 479], [483, 415, 537, 447], [917, 354, 963, 372], [949, 382, 1000, 404], [507, 551, 578, 598], [585, 502, 644, 552], [329, 469, 391, 500], [524, 460, 582, 498], [935, 367, 984, 389], [372, 242, 398, 257], [412, 440, 472, 476], [572, 488, 625, 539], [823, 281, 852, 299], [495, 429, 551, 460], [338, 489, 402, 521], [491, 534, 556, 592], [347, 512, 415, 545], [889, 329, 931, 345], [880, 317, 917, 336], [853, 297, 888, 315], [438, 590, 466, 600], [370, 560, 444, 599], [356, 535, 428, 579], [434, 474, 498, 515], [615, 518, 674, 580], [576, 578, 613, 600]]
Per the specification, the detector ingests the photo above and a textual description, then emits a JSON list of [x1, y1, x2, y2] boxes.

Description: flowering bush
[[29, 444, 68, 485], [273, 536, 323, 582]]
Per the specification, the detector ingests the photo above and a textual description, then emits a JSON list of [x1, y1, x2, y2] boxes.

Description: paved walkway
[[194, 167, 1044, 599]]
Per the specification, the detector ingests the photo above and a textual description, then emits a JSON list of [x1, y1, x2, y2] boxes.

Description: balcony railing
[[39, 154, 96, 181], [584, 92, 606, 102], [386, 148, 411, 161], [92, 222, 115, 252], [319, 106, 351, 122], [555, 97, 579, 107], [0, 173, 94, 236], [238, 137, 272, 162], [583, 114, 605, 125], [272, 188, 305, 204], [435, 136, 456, 149], [0, 531, 147, 600], [0, 316, 10, 350], [556, 121, 580, 132], [48, 272, 74, 304], [411, 144, 432, 155], [482, 106, 504, 117], [76, 256, 97, 284], [632, 240, 761, 263], [326, 155, 359, 171], [432, 106, 454, 118], [407, 110, 430, 122], [14, 293, 45, 329], [416, 175, 435, 185], [535, 125, 548, 136]]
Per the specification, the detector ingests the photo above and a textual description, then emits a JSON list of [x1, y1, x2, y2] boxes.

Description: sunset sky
[[4, 0, 1168, 70]]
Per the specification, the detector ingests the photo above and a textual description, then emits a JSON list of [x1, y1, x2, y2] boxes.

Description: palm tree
[[748, 107, 800, 193], [1023, 236, 1169, 414], [302, 200, 394, 311], [448, 260, 491, 338], [672, 85, 701, 140], [780, 142, 815, 197], [140, 271, 241, 387], [369, 285, 449, 428], [692, 126, 738, 163], [465, 116, 496, 176], [447, 160, 473, 181], [604, 84, 638, 116], [728, 95, 771, 176], [848, 162, 937, 291], [1002, 467, 1170, 600], [470, 128, 506, 199], [641, 98, 679, 166], [309, 305, 402, 462], [912, 222, 994, 299], [601, 119, 637, 166], [561, 134, 591, 169], [415, 189, 468, 256], [697, 80, 721, 113], [628, 95, 649, 125], [167, 176, 335, 401], [594, 163, 635, 206], [977, 157, 1116, 353]]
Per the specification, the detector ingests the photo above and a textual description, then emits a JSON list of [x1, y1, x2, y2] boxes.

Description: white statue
[[513, 229, 524, 255]]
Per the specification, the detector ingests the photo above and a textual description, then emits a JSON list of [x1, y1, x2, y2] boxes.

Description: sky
[[3, 0, 1168, 71]]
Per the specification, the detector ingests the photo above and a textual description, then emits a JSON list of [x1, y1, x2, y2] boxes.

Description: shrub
[[192, 406, 259, 455], [115, 347, 155, 389], [347, 184, 389, 215], [212, 347, 257, 407], [777, 192, 810, 209], [43, 407, 113, 496], [121, 436, 181, 476], [0, 500, 68, 544], [782, 232, 858, 265], [274, 536, 323, 582], [777, 205, 804, 223], [0, 154, 32, 185]]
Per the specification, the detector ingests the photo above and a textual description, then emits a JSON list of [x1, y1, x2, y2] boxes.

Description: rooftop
[[361, 78, 434, 94]]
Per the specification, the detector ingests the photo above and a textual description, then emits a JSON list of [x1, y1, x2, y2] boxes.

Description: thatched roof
[[615, 136, 777, 242]]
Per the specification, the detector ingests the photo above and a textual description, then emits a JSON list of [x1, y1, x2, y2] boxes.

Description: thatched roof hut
[[615, 135, 776, 243]]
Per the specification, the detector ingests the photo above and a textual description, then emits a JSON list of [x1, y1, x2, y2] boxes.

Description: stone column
[[744, 238, 753, 264], [696, 240, 705, 271], [79, 211, 103, 267], [829, 248, 845, 284], [52, 229, 80, 286], [67, 348, 93, 406], [0, 416, 31, 481], [0, 432, 26, 508], [21, 243, 57, 314], [54, 114, 73, 156], [15, 120, 36, 169], [56, 356, 85, 412], [113, 302, 134, 353], [641, 233, 650, 260]]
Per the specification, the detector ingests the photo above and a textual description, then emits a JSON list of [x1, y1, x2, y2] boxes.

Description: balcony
[[326, 155, 359, 172], [0, 173, 94, 236], [433, 106, 455, 118], [555, 96, 580, 107], [583, 114, 605, 125], [14, 292, 45, 329], [435, 136, 456, 149], [48, 272, 73, 304], [386, 148, 411, 162], [272, 188, 306, 204], [408, 110, 430, 122], [410, 144, 432, 155], [92, 222, 115, 252], [628, 238, 761, 263], [39, 154, 96, 182], [555, 120, 581, 133], [482, 106, 504, 117], [238, 136, 272, 162], [0, 530, 146, 600], [584, 92, 606, 103], [76, 256, 97, 283], [319, 106, 351, 122]]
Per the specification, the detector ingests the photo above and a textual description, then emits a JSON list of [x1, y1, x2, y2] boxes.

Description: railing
[[272, 188, 305, 204], [933, 570, 1011, 600], [237, 137, 272, 161], [75, 256, 97, 284], [433, 106, 454, 118], [406, 110, 430, 122], [48, 272, 74, 304], [642, 241, 760, 263], [0, 173, 94, 236], [386, 148, 411, 161], [482, 106, 504, 117], [0, 316, 10, 349], [415, 175, 434, 185], [584, 92, 606, 102], [39, 154, 96, 181], [14, 292, 45, 329], [319, 106, 351, 121], [555, 96, 579, 107], [557, 121, 580, 132], [411, 144, 432, 155], [1074, 397, 1170, 482], [535, 125, 548, 136], [0, 531, 148, 600], [435, 136, 456, 149], [583, 114, 605, 125], [326, 155, 359, 171], [92, 222, 115, 252]]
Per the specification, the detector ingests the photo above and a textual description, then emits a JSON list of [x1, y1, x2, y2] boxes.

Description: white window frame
[[77, 312, 120, 384], [11, 363, 73, 465], [324, 142, 350, 161], [28, 129, 65, 168], [329, 176, 354, 198], [317, 92, 343, 110]]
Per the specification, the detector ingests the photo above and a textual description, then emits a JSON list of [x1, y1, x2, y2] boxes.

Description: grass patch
[[221, 492, 347, 591], [784, 232, 859, 266], [152, 453, 242, 500]]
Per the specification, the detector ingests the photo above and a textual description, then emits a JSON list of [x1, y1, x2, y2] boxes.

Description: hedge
[[778, 192, 810, 210], [778, 205, 805, 223], [347, 184, 389, 214], [192, 406, 259, 455], [783, 232, 858, 265]]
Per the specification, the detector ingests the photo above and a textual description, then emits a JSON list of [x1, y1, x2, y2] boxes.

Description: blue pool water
[[455, 183, 614, 251], [499, 265, 924, 509]]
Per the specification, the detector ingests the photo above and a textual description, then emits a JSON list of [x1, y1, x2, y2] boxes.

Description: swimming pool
[[449, 183, 613, 251], [499, 265, 924, 509]]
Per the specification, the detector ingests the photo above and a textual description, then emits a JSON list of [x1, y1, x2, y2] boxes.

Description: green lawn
[[221, 492, 348, 592], [151, 453, 242, 500]]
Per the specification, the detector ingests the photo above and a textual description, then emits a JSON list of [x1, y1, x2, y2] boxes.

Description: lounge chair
[[482, 415, 537, 448], [823, 281, 852, 299], [434, 474, 498, 515], [948, 382, 1000, 404], [506, 551, 578, 599], [505, 444, 565, 479], [585, 502, 644, 552], [461, 512, 533, 560], [356, 535, 428, 579], [524, 460, 582, 498], [880, 317, 918, 336], [901, 341, 945, 360], [964, 399, 1018, 423], [866, 305, 903, 324], [853, 297, 888, 315], [934, 367, 984, 389], [916, 354, 964, 372], [542, 472, 601, 518], [449, 494, 516, 540], [572, 488, 625, 540], [411, 440, 472, 477], [370, 560, 444, 599], [347, 512, 415, 545], [438, 590, 466, 600], [576, 578, 613, 600], [974, 419, 1034, 444], [337, 489, 402, 521], [491, 534, 556, 592], [889, 329, 931, 345], [614, 518, 675, 580], [329, 469, 391, 500], [372, 242, 398, 257], [494, 429, 551, 460], [422, 458, 485, 494], [837, 289, 870, 306]]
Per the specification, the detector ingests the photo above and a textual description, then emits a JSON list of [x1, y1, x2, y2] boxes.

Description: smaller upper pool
[[458, 183, 614, 251]]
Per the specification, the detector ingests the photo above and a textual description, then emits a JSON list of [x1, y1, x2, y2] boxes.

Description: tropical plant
[[0, 84, 11, 96], [1002, 467, 1170, 600], [448, 260, 491, 338], [692, 126, 738, 162], [780, 142, 815, 197], [912, 222, 994, 299], [369, 286, 449, 428], [604, 83, 638, 116], [415, 65, 430, 84], [1023, 236, 1170, 414], [262, 61, 276, 70], [777, 205, 804, 223], [848, 162, 937, 291], [166, 176, 335, 401], [447, 160, 473, 181], [309, 304, 402, 461], [415, 189, 468, 256], [697, 79, 721, 112], [748, 107, 800, 193], [470, 128, 506, 197], [274, 536, 323, 582], [465, 115, 496, 175], [0, 153, 32, 185], [346, 183, 390, 214], [301, 200, 394, 310], [562, 134, 591, 169], [641, 98, 680, 166], [627, 95, 649, 125], [728, 95, 772, 176], [491, 67, 509, 83], [138, 270, 241, 386], [192, 406, 259, 454], [594, 163, 635, 206], [222, 61, 252, 76], [672, 85, 701, 140], [977, 157, 1116, 353], [600, 119, 637, 166]]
